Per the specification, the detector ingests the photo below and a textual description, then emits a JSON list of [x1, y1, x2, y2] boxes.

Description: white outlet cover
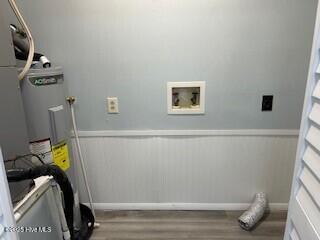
[[107, 97, 119, 113]]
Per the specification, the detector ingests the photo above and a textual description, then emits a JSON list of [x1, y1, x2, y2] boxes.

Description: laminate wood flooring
[[91, 210, 286, 240]]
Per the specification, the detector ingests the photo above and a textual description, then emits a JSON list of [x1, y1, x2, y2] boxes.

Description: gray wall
[[17, 0, 317, 130], [0, 1, 29, 159], [0, 0, 15, 67]]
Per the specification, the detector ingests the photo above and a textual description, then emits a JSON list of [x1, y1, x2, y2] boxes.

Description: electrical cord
[[5, 153, 45, 167], [17, 153, 45, 165]]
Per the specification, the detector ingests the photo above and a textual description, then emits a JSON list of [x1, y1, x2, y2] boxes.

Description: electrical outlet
[[262, 95, 273, 111], [107, 97, 119, 113]]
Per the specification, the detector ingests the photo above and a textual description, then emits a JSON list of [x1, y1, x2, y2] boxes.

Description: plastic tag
[[52, 141, 70, 171]]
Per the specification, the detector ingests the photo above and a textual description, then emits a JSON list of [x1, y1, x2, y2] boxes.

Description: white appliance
[[14, 176, 66, 240]]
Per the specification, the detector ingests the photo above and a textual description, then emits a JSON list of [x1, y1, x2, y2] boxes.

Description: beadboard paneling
[[72, 132, 298, 209]]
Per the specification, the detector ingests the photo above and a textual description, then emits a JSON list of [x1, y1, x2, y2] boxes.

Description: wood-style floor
[[91, 210, 287, 240]]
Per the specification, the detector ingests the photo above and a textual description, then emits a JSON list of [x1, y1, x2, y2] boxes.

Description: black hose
[[14, 49, 47, 62], [75, 204, 95, 240]]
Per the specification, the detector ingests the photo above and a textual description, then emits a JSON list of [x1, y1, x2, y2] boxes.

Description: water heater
[[20, 67, 70, 169], [20, 66, 82, 229]]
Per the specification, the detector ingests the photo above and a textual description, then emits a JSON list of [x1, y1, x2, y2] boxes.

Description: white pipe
[[8, 0, 34, 81], [69, 100, 96, 220]]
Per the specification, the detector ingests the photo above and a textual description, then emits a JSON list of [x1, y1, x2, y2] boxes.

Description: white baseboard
[[87, 203, 288, 211]]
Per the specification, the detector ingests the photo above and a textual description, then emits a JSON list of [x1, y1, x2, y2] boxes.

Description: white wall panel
[[72, 131, 297, 208]]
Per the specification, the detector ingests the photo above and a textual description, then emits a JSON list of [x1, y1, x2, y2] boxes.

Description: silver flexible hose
[[238, 192, 268, 231], [68, 98, 96, 220]]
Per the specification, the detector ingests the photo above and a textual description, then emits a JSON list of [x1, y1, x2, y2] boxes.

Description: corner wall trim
[[87, 203, 288, 211], [75, 129, 299, 137]]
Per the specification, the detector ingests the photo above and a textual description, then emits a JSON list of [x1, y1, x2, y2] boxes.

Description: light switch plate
[[107, 97, 119, 113]]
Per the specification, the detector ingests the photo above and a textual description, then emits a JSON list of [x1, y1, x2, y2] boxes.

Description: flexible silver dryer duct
[[238, 192, 268, 231]]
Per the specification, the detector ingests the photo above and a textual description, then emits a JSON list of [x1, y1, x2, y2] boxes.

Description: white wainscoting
[[72, 130, 298, 210]]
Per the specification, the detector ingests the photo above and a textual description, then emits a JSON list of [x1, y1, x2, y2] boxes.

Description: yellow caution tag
[[52, 141, 70, 171]]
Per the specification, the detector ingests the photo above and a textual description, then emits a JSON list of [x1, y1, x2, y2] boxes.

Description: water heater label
[[29, 138, 53, 164], [29, 74, 63, 86], [52, 141, 70, 171]]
